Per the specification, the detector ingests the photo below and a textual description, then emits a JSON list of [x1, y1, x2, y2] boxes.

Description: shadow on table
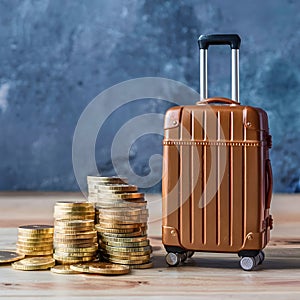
[[152, 248, 300, 271]]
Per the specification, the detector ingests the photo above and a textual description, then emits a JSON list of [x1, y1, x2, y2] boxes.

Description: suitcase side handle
[[198, 34, 241, 103], [266, 159, 273, 209], [198, 34, 241, 50], [196, 97, 240, 105]]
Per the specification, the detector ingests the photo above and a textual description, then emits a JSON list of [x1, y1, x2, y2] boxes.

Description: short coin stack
[[87, 176, 152, 269], [16, 225, 54, 256], [53, 201, 98, 264]]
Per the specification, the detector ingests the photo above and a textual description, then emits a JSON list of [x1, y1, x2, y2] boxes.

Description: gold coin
[[88, 262, 130, 275], [96, 197, 145, 202], [95, 226, 137, 234], [102, 240, 150, 248], [18, 225, 54, 234], [97, 222, 146, 229], [98, 208, 148, 214], [95, 200, 148, 210], [54, 231, 96, 239], [69, 262, 98, 272], [18, 231, 54, 237], [16, 240, 53, 246], [55, 201, 92, 207], [96, 198, 145, 204], [54, 205, 94, 211], [17, 249, 54, 256], [54, 235, 97, 242], [17, 237, 53, 243], [54, 212, 95, 217], [54, 242, 98, 249], [20, 256, 55, 266], [17, 238, 53, 243], [98, 217, 148, 225], [98, 231, 147, 238], [96, 200, 146, 205], [54, 220, 94, 226], [53, 253, 95, 261], [54, 257, 95, 264], [12, 256, 55, 270], [0, 250, 25, 264], [96, 204, 147, 210], [16, 244, 53, 251], [17, 234, 54, 240], [54, 210, 95, 215], [54, 226, 94, 235], [105, 257, 150, 265], [54, 205, 94, 209], [100, 252, 151, 261], [54, 237, 97, 247], [96, 192, 144, 200], [56, 246, 97, 252], [98, 184, 137, 192], [100, 244, 152, 254], [98, 212, 148, 218], [54, 215, 95, 220], [96, 203, 147, 209], [12, 261, 53, 271], [129, 261, 153, 269], [87, 176, 127, 183], [51, 265, 81, 274], [54, 251, 97, 258], [54, 209, 95, 214], [54, 230, 95, 235], [55, 243, 98, 252], [100, 235, 147, 243]]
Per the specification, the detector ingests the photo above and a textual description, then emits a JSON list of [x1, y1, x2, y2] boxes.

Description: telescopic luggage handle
[[198, 34, 241, 102]]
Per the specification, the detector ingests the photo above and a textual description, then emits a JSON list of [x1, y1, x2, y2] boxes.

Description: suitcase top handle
[[198, 34, 241, 103], [196, 97, 240, 106]]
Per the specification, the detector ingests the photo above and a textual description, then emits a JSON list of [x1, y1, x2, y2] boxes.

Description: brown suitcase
[[162, 34, 273, 271]]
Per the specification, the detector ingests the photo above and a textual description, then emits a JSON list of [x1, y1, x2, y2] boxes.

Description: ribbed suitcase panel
[[179, 107, 251, 251]]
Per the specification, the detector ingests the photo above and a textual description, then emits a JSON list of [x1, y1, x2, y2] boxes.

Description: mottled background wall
[[1, 0, 299, 192]]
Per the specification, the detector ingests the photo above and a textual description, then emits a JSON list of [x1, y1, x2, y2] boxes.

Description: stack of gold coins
[[87, 176, 127, 203], [87, 176, 152, 269], [53, 201, 97, 264], [16, 225, 54, 256]]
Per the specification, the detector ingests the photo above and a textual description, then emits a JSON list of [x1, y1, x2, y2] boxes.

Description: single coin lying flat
[[70, 262, 130, 275], [0, 250, 25, 264]]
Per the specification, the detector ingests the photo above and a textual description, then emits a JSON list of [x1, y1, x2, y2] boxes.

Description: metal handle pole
[[200, 49, 207, 101], [231, 49, 239, 103]]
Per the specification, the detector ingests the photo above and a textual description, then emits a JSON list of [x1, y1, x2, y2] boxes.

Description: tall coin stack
[[16, 225, 54, 256], [53, 201, 98, 264], [87, 176, 152, 269]]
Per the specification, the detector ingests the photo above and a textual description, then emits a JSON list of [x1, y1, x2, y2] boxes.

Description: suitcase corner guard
[[162, 226, 182, 248]]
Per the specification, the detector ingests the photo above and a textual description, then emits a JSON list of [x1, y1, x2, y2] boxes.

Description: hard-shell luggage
[[162, 34, 273, 271]]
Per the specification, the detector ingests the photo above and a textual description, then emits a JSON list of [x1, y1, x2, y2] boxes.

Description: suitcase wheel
[[240, 257, 256, 271], [257, 250, 265, 265], [240, 251, 264, 271], [165, 252, 182, 267], [187, 251, 195, 258]]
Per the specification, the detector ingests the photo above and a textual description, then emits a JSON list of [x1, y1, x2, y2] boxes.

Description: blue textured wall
[[1, 0, 300, 192]]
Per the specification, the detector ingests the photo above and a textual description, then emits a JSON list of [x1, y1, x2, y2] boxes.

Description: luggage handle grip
[[266, 159, 273, 209], [198, 34, 241, 50], [196, 97, 240, 105]]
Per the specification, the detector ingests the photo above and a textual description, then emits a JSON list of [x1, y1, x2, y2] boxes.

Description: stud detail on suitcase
[[163, 140, 261, 147]]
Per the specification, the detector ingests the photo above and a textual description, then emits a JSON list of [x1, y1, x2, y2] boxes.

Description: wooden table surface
[[0, 192, 299, 299]]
